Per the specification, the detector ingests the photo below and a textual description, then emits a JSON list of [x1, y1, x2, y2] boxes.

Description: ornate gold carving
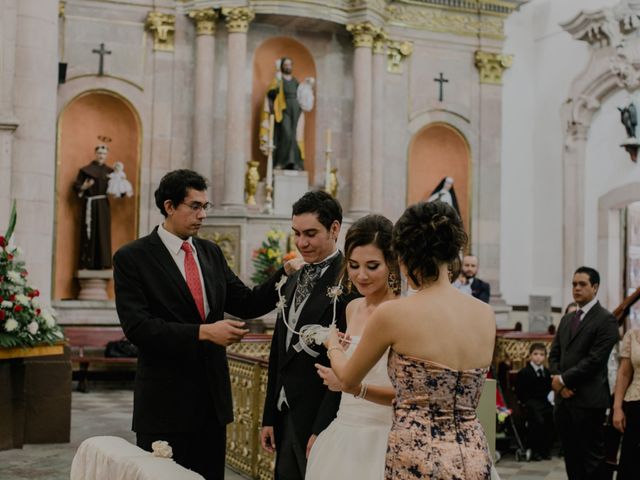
[[387, 5, 505, 39], [222, 7, 255, 33], [495, 336, 553, 372], [346, 22, 380, 48], [145, 11, 175, 52], [197, 229, 238, 270], [373, 30, 388, 55], [245, 161, 260, 206], [226, 338, 274, 477], [59, 1, 65, 18], [188, 8, 218, 36], [474, 51, 512, 85], [387, 40, 413, 74], [326, 167, 339, 198]]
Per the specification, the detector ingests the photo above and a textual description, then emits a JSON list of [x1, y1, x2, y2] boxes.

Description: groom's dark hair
[[292, 190, 342, 231]]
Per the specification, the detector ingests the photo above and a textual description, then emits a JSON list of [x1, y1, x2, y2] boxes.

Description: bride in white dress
[[306, 214, 398, 480]]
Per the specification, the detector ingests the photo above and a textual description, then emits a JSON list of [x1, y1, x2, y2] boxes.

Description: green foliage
[[251, 230, 294, 285]]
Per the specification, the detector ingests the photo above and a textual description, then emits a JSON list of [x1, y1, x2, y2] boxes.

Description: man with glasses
[[113, 169, 288, 479]]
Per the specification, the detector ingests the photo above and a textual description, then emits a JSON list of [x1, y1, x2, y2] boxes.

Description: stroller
[[492, 367, 531, 463]]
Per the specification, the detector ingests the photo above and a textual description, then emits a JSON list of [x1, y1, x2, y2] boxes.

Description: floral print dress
[[385, 349, 492, 479]]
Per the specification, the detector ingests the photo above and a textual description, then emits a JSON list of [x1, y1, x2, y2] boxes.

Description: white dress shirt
[[157, 223, 210, 319]]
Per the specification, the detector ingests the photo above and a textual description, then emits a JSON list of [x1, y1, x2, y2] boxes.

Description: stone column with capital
[[474, 50, 512, 313], [371, 31, 386, 213], [221, 7, 254, 210], [188, 8, 218, 189], [347, 22, 378, 216]]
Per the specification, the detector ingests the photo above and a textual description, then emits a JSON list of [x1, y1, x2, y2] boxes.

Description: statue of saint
[[427, 176, 461, 217], [73, 144, 114, 270], [259, 57, 315, 170]]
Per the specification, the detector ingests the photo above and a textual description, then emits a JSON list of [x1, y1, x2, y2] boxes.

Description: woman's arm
[[316, 363, 394, 406], [612, 357, 633, 432], [327, 303, 393, 392]]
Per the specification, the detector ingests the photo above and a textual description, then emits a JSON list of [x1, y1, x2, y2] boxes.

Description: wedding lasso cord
[[275, 275, 343, 358]]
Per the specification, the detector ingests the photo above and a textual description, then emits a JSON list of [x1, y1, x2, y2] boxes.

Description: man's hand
[[81, 178, 95, 191], [260, 426, 276, 453], [306, 434, 317, 458], [199, 320, 249, 346], [551, 375, 563, 392], [560, 387, 575, 399]]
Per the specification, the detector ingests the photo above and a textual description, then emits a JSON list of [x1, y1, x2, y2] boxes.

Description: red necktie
[[181, 241, 205, 322]]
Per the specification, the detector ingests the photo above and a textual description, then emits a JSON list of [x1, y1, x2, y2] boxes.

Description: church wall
[[501, 0, 618, 308]]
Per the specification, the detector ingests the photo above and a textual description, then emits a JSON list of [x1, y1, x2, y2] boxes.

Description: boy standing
[[516, 343, 554, 460]]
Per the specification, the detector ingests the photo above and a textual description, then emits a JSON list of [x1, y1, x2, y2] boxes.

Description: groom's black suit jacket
[[548, 301, 618, 409], [113, 228, 281, 434], [262, 252, 349, 448]]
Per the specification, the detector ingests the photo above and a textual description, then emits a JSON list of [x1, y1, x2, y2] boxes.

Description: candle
[[325, 129, 332, 152], [266, 114, 275, 189]]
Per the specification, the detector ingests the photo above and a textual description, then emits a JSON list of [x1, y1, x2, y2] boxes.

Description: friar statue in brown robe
[[73, 144, 113, 270]]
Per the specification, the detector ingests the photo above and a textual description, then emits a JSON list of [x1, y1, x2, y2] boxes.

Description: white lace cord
[[275, 278, 343, 357]]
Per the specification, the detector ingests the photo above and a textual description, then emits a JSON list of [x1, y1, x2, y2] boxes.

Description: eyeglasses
[[182, 202, 213, 213]]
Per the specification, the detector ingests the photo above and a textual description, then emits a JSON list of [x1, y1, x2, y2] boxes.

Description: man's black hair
[[291, 191, 342, 230], [154, 169, 208, 217]]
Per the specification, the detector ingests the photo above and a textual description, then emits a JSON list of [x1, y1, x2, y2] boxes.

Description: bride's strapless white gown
[[306, 337, 392, 480]]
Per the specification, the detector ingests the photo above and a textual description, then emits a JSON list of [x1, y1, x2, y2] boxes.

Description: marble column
[[188, 8, 218, 184], [347, 22, 377, 216], [0, 0, 19, 230], [11, 0, 59, 299], [221, 7, 254, 210], [474, 51, 512, 309], [371, 31, 386, 213]]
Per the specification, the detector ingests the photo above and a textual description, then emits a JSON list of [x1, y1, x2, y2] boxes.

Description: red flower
[[0, 236, 5, 247], [32, 289, 40, 298], [0, 296, 3, 303], [36, 308, 41, 315], [14, 305, 23, 312], [0, 310, 5, 321], [7, 254, 13, 260], [9, 294, 16, 301], [20, 271, 27, 277]]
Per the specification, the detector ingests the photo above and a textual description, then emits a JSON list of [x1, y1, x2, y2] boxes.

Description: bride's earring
[[346, 279, 352, 294], [388, 273, 400, 294]]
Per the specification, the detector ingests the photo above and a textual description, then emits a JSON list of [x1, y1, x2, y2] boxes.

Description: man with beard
[[454, 254, 490, 303]]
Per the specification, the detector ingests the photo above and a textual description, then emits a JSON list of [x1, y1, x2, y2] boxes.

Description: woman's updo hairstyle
[[342, 214, 400, 294], [392, 201, 467, 287]]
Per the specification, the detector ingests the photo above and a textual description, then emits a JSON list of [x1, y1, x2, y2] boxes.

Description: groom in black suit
[[549, 266, 618, 480], [261, 191, 349, 480], [113, 170, 286, 479]]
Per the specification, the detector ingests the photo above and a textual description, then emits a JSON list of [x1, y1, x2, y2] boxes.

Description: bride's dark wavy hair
[[392, 201, 467, 287], [340, 214, 400, 294]]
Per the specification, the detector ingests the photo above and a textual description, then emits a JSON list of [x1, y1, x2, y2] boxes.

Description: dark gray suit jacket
[[548, 301, 618, 409]]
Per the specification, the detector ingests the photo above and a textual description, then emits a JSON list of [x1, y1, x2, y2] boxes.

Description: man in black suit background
[[260, 191, 348, 480], [549, 266, 619, 480], [454, 254, 491, 303], [113, 170, 288, 479]]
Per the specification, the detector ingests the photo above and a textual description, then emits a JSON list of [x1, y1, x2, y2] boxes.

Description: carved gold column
[[371, 31, 386, 213], [474, 51, 513, 85], [145, 12, 175, 52], [347, 22, 378, 215], [221, 7, 255, 209], [188, 8, 218, 191], [387, 40, 413, 74]]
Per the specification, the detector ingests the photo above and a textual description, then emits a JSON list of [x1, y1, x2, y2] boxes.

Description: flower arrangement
[[250, 229, 296, 284], [0, 201, 63, 348]]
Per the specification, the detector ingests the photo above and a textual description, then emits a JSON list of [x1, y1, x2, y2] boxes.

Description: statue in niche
[[74, 143, 132, 270], [259, 57, 315, 170], [427, 176, 461, 218]]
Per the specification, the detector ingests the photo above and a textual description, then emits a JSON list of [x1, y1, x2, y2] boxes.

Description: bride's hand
[[324, 324, 340, 349], [315, 363, 343, 392], [338, 332, 352, 348]]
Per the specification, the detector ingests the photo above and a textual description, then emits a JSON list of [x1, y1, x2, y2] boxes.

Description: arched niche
[[54, 90, 141, 300], [407, 122, 472, 232], [251, 37, 317, 183]]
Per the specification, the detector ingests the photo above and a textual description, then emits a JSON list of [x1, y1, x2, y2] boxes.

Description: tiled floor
[[0, 388, 572, 479]]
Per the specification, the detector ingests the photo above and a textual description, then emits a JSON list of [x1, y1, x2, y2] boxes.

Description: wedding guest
[[326, 201, 496, 479], [612, 327, 640, 479]]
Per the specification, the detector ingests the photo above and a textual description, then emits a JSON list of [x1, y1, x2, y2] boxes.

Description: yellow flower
[[267, 248, 280, 259]]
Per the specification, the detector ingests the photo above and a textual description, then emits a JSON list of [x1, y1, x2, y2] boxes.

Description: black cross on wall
[[92, 43, 112, 76]]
